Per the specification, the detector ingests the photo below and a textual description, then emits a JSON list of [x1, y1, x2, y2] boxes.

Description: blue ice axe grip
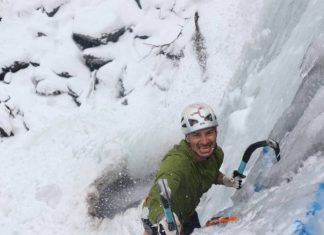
[[237, 161, 247, 175], [162, 207, 175, 228]]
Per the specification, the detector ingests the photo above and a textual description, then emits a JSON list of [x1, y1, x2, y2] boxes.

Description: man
[[142, 103, 244, 235]]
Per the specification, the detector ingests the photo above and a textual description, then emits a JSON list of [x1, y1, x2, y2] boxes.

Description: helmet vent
[[188, 119, 198, 126], [204, 114, 213, 121]]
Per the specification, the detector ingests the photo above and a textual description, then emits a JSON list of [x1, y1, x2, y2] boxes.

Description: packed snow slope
[[0, 0, 323, 234]]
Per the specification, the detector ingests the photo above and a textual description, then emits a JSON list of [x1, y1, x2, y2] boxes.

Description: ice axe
[[157, 179, 180, 235], [234, 139, 281, 178]]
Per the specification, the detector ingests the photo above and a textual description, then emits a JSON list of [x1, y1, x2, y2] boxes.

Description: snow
[[0, 0, 323, 235]]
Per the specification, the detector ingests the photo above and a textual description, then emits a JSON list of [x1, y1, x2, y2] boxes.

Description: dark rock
[[0, 105, 13, 137], [67, 87, 81, 106], [116, 78, 126, 98], [37, 5, 61, 17], [56, 72, 72, 78], [37, 32, 47, 37], [73, 27, 126, 50], [0, 127, 11, 137], [122, 99, 128, 105], [135, 35, 149, 40], [83, 55, 112, 71], [36, 90, 62, 96], [30, 62, 40, 67], [193, 11, 208, 80], [72, 33, 102, 50], [1, 61, 30, 81], [100, 27, 126, 44], [159, 50, 184, 61], [1, 66, 11, 76], [10, 61, 29, 73], [134, 0, 142, 9], [46, 6, 61, 17], [0, 72, 5, 81]]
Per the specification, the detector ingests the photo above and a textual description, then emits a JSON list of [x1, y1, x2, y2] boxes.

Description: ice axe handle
[[157, 179, 179, 233], [236, 139, 281, 175], [160, 197, 176, 231], [237, 161, 247, 175]]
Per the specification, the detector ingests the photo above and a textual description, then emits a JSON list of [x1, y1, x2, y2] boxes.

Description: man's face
[[186, 127, 217, 160]]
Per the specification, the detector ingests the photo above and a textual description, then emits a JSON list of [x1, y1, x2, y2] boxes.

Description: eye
[[192, 133, 200, 138], [206, 129, 216, 135]]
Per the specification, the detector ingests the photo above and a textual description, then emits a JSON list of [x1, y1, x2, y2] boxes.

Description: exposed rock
[[10, 61, 29, 73], [0, 103, 13, 137], [0, 61, 30, 81], [72, 27, 126, 50], [72, 33, 102, 50], [30, 62, 40, 67], [37, 5, 61, 17], [56, 72, 72, 78], [0, 72, 6, 81], [116, 78, 126, 98], [101, 27, 126, 44], [83, 55, 112, 71], [159, 49, 184, 61], [67, 87, 81, 107], [193, 11, 208, 81], [36, 90, 62, 96], [121, 99, 128, 105], [134, 0, 142, 9], [135, 35, 149, 40], [0, 127, 12, 137], [37, 32, 47, 37]]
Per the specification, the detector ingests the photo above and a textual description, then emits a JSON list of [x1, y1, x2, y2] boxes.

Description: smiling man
[[141, 103, 244, 235]]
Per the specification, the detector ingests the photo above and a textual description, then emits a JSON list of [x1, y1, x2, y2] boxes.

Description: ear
[[185, 135, 190, 142]]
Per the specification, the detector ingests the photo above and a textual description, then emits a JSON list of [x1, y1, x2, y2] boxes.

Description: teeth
[[200, 147, 210, 151]]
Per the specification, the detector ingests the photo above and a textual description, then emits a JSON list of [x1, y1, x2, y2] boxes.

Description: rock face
[[72, 27, 126, 50], [83, 55, 113, 72], [0, 61, 31, 82], [0, 99, 14, 137], [0, 1, 188, 143], [0, 110, 13, 137]]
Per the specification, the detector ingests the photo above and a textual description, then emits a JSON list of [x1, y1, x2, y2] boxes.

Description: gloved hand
[[223, 171, 246, 189], [157, 213, 181, 235]]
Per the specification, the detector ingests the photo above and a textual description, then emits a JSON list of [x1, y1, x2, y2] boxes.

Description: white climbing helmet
[[181, 103, 218, 135]]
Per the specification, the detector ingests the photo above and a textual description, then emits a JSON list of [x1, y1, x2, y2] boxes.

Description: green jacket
[[146, 139, 224, 223]]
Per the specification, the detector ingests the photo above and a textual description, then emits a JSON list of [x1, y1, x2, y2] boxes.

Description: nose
[[200, 134, 209, 145]]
